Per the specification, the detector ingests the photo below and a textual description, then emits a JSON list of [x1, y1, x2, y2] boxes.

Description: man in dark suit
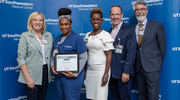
[[109, 5, 137, 100], [133, 1, 166, 100]]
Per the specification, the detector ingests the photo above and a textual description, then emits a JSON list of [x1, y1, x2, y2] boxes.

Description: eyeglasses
[[90, 18, 102, 22], [135, 8, 147, 12]]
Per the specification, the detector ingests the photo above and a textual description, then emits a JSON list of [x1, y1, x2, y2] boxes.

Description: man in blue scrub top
[[51, 8, 87, 100]]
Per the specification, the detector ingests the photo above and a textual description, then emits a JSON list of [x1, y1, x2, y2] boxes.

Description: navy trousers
[[109, 76, 133, 100]]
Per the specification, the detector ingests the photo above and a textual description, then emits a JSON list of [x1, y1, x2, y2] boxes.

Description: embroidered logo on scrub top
[[64, 45, 72, 48]]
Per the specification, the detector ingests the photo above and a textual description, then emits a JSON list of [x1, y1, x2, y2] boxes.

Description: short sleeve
[[104, 41, 114, 51], [96, 30, 114, 51], [76, 36, 87, 54]]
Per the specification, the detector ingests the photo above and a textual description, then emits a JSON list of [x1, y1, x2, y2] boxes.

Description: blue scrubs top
[[53, 31, 87, 54]]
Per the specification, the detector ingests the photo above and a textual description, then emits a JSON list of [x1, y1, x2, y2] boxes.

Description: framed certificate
[[55, 53, 79, 73]]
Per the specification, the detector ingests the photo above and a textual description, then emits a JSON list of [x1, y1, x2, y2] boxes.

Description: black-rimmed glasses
[[90, 18, 102, 22]]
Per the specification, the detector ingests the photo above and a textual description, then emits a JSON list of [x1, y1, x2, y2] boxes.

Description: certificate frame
[[55, 53, 79, 73]]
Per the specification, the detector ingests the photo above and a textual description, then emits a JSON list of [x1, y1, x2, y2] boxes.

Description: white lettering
[[79, 33, 86, 37], [0, 0, 5, 3], [131, 0, 163, 6], [172, 47, 180, 51], [171, 80, 180, 83], [4, 66, 20, 71], [5, 0, 33, 6], [8, 95, 27, 100], [2, 34, 21, 38], [173, 13, 180, 17], [131, 89, 138, 93], [2, 34, 8, 38], [45, 18, 59, 22], [1, 0, 33, 9], [68, 4, 98, 9], [103, 18, 111, 21]]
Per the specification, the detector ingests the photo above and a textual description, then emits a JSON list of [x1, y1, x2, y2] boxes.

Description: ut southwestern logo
[[2, 33, 21, 41], [45, 18, 59, 25], [104, 17, 129, 24], [4, 66, 21, 72], [173, 13, 180, 17], [172, 47, 180, 51], [131, 0, 163, 6], [79, 33, 86, 37], [171, 80, 180, 84], [68, 4, 98, 11], [0, 0, 33, 9], [8, 95, 27, 100]]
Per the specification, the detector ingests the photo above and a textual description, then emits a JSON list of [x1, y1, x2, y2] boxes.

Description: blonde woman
[[17, 12, 53, 100]]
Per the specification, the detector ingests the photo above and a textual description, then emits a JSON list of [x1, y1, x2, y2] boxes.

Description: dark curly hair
[[58, 8, 72, 23], [90, 8, 103, 18], [58, 8, 72, 16]]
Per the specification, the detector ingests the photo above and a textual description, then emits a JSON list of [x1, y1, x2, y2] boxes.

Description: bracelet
[[103, 74, 109, 78]]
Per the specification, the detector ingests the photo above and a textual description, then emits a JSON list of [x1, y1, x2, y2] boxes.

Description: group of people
[[17, 0, 166, 100]]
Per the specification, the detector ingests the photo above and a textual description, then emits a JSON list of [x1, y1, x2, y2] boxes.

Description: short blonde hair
[[27, 12, 46, 32]]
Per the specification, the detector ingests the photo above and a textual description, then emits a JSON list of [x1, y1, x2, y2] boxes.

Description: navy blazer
[[133, 20, 166, 72], [109, 23, 137, 79]]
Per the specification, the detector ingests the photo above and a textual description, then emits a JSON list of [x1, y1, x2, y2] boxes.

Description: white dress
[[84, 30, 114, 100]]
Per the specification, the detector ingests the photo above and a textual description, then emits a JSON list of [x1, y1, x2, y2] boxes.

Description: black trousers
[[24, 64, 48, 100]]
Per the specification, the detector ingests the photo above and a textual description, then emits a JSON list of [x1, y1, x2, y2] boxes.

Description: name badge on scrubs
[[115, 38, 123, 54]]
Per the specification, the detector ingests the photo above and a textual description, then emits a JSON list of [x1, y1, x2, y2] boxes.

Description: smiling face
[[90, 13, 103, 30], [31, 15, 44, 32], [109, 7, 123, 27], [134, 4, 148, 22], [59, 17, 72, 36]]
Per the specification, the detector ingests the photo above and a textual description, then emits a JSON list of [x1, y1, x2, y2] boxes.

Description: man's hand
[[121, 73, 129, 83]]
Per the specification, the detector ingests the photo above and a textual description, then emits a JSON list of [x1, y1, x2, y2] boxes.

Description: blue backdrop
[[0, 0, 180, 100]]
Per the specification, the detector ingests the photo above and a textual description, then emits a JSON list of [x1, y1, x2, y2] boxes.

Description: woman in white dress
[[84, 8, 114, 100]]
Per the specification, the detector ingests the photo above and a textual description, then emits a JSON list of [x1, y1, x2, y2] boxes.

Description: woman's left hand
[[61, 70, 76, 78], [101, 75, 108, 86]]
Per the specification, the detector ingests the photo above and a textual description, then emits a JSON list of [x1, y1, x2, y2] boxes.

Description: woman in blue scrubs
[[51, 8, 87, 100]]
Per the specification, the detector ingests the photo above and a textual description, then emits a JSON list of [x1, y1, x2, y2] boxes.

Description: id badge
[[41, 39, 47, 45], [53, 48, 59, 57], [84, 39, 88, 44], [138, 30, 144, 35], [115, 45, 123, 54]]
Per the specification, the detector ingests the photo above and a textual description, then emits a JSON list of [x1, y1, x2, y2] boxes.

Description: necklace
[[89, 29, 102, 40], [91, 29, 102, 35]]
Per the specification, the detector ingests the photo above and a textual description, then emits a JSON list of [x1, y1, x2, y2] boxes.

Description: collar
[[112, 21, 123, 29], [138, 18, 147, 26]]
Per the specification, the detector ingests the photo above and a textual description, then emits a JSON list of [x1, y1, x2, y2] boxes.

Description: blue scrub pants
[[55, 70, 84, 100]]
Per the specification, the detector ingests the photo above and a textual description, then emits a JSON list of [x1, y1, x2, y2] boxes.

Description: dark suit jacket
[[133, 20, 166, 72], [109, 23, 137, 79]]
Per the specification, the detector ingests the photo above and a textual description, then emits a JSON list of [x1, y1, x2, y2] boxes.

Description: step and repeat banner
[[0, 0, 180, 100]]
